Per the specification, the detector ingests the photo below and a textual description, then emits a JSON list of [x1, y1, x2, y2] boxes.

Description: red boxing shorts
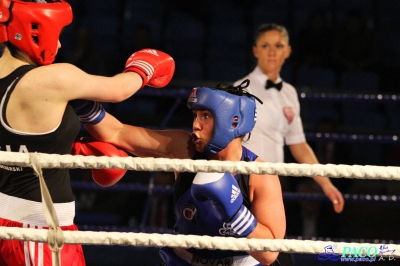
[[0, 218, 85, 266]]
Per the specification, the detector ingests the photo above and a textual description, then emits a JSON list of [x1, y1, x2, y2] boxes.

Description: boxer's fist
[[191, 172, 257, 237], [123, 48, 175, 89], [71, 138, 129, 187]]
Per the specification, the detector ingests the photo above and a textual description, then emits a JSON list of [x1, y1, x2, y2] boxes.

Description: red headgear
[[0, 0, 72, 65]]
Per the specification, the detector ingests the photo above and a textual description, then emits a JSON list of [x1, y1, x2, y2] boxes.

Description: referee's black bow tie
[[265, 79, 282, 91]]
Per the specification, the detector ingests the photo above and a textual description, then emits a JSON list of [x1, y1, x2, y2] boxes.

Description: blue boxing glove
[[191, 172, 257, 237], [69, 100, 105, 124]]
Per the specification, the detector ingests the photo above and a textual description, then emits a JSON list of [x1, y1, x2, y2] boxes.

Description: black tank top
[[0, 65, 81, 203]]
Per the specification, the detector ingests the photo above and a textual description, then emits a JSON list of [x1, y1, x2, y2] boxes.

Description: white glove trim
[[126, 60, 155, 80]]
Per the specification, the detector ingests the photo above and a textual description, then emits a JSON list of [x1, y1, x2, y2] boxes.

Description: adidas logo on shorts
[[188, 88, 198, 103], [231, 184, 240, 203]]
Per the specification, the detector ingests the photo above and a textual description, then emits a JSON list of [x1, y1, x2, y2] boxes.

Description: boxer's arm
[[246, 157, 286, 265], [84, 111, 195, 159], [289, 142, 344, 213], [32, 48, 174, 108]]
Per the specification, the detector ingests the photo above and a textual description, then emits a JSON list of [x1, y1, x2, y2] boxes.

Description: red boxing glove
[[71, 138, 129, 187], [123, 48, 175, 89]]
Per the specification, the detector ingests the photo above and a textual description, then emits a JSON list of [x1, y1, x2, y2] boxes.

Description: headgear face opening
[[187, 82, 257, 154], [0, 0, 72, 65]]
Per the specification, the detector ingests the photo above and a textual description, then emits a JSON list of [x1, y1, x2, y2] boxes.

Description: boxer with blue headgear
[[187, 79, 262, 154], [156, 79, 284, 265], [50, 79, 283, 265]]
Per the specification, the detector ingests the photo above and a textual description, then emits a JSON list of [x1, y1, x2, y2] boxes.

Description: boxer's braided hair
[[213, 79, 263, 105]]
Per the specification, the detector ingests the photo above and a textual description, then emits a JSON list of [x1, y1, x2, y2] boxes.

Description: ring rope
[[2, 151, 400, 180], [299, 91, 400, 103], [76, 225, 400, 246], [136, 87, 400, 103], [71, 181, 400, 204], [30, 153, 64, 266], [77, 225, 400, 246], [306, 132, 400, 144], [138, 88, 400, 144], [150, 127, 400, 144], [0, 227, 399, 257]]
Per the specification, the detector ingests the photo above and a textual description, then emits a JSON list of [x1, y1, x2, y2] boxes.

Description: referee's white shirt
[[234, 66, 306, 163]]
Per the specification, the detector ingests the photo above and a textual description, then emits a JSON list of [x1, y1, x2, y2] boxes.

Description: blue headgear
[[187, 80, 258, 154]]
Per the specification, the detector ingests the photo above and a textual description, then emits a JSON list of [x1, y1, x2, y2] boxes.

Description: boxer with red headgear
[[0, 0, 72, 65], [0, 0, 174, 265]]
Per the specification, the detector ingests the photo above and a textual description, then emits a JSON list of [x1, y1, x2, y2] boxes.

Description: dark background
[[58, 0, 400, 265]]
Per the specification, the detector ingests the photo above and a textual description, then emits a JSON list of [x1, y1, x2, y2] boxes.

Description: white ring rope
[[30, 153, 64, 266], [1, 151, 400, 180], [0, 227, 399, 257]]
